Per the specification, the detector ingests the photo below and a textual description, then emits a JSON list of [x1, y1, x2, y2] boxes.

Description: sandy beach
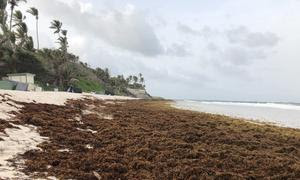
[[0, 90, 300, 179], [0, 90, 133, 179]]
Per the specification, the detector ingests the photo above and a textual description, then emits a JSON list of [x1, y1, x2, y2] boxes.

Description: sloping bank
[[0, 91, 300, 179]]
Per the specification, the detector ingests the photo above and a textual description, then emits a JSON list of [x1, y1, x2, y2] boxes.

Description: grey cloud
[[32, 0, 164, 57], [204, 26, 278, 70], [222, 47, 267, 66], [226, 26, 280, 48], [177, 23, 216, 38], [166, 43, 191, 57], [151, 16, 167, 27], [177, 23, 201, 36], [207, 43, 268, 66], [178, 23, 280, 49], [206, 42, 219, 52]]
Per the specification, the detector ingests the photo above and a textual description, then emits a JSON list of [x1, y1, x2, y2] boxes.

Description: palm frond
[[50, 20, 62, 34], [8, 0, 26, 7], [13, 10, 23, 22], [27, 7, 38, 18], [61, 29, 67, 36], [16, 22, 27, 33]]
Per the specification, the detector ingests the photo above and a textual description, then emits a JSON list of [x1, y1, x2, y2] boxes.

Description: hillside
[[0, 1, 149, 97]]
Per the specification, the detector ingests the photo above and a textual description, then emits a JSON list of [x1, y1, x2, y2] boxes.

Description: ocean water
[[173, 100, 300, 129]]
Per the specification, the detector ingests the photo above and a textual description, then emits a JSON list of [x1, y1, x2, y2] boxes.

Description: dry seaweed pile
[[9, 99, 300, 179], [0, 93, 19, 138], [0, 119, 13, 133]]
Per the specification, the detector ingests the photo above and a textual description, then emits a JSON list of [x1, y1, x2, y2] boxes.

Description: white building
[[5, 73, 42, 91], [7, 73, 35, 84]]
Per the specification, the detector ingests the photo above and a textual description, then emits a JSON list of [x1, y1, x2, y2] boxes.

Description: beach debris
[[76, 128, 97, 134], [85, 144, 93, 149], [0, 125, 47, 179], [57, 149, 70, 153], [93, 171, 102, 180]]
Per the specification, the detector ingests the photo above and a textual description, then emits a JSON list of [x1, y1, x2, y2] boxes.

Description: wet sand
[[3, 98, 300, 179]]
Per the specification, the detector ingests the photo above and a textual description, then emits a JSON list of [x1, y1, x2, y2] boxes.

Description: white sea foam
[[200, 101, 300, 111], [174, 100, 300, 129]]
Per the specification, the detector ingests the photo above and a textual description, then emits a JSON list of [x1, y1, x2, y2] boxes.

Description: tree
[[27, 7, 39, 49], [49, 20, 70, 87], [12, 10, 32, 49], [0, 0, 9, 45], [8, 0, 26, 31], [133, 76, 138, 84], [0, 0, 8, 28], [138, 73, 143, 84], [12, 10, 23, 25], [128, 75, 133, 84], [58, 29, 68, 53], [50, 20, 68, 54], [50, 20, 62, 35]]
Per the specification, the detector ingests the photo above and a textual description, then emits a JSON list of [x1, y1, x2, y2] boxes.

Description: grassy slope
[[75, 78, 104, 93]]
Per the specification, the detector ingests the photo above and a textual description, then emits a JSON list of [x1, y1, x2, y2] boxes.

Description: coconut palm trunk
[[9, 4, 13, 30], [36, 16, 39, 49]]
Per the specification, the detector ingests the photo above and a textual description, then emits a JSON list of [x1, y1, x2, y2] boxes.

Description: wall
[[8, 75, 34, 84], [26, 75, 34, 84], [8, 76, 26, 83]]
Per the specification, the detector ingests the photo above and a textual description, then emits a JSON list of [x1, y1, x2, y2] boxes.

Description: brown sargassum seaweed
[[7, 99, 300, 179]]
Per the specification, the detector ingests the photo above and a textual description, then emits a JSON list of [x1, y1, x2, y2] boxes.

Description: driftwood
[[93, 171, 102, 180]]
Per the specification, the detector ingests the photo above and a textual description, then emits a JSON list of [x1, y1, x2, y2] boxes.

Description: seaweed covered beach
[[1, 92, 300, 179]]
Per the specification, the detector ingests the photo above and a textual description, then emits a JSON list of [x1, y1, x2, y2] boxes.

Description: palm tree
[[133, 76, 138, 84], [50, 20, 62, 35], [0, 0, 8, 28], [12, 10, 29, 47], [128, 75, 133, 84], [27, 7, 39, 49], [15, 22, 27, 45], [0, 0, 9, 45], [50, 20, 70, 87], [8, 0, 26, 31], [12, 10, 24, 25], [59, 29, 68, 52], [23, 35, 33, 50], [138, 73, 143, 83], [58, 36, 68, 53]]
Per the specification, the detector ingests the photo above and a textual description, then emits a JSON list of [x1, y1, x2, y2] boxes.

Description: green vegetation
[[0, 0, 146, 96], [74, 78, 104, 93]]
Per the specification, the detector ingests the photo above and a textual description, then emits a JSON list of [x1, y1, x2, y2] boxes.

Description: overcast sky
[[19, 0, 300, 101]]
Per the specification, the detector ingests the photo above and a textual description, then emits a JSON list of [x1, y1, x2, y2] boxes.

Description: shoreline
[[173, 100, 300, 129], [0, 91, 300, 179], [171, 102, 284, 128]]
